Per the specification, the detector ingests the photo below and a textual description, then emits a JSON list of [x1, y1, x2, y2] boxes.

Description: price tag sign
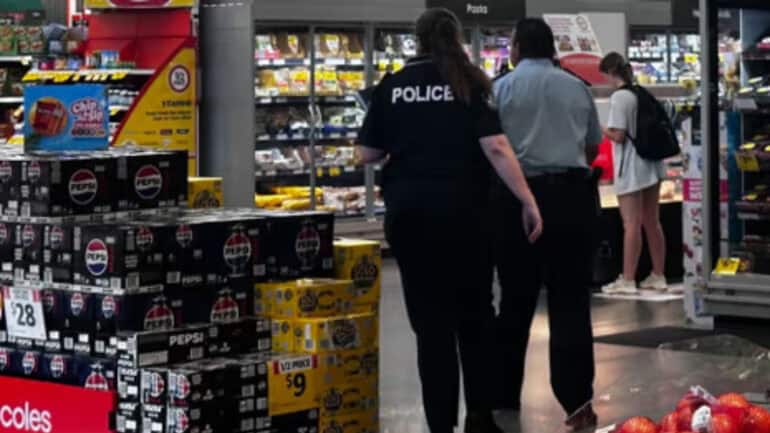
[[736, 152, 760, 172], [684, 53, 699, 65], [3, 286, 46, 340], [329, 167, 342, 177], [714, 258, 741, 276], [268, 354, 319, 416]]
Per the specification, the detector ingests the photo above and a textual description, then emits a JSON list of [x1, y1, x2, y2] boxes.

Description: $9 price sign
[[268, 354, 319, 415], [3, 286, 47, 340]]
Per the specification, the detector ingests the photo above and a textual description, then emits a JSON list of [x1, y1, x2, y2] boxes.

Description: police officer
[[491, 18, 602, 431], [358, 8, 542, 433]]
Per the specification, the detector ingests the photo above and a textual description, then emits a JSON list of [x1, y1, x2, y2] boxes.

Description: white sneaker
[[601, 277, 638, 294], [640, 273, 667, 291]]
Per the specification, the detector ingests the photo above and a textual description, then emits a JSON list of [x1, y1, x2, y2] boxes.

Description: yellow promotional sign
[[85, 0, 195, 8], [114, 43, 197, 175], [268, 354, 320, 416]]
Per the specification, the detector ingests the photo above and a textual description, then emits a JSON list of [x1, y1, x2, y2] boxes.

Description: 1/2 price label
[[3, 286, 47, 340], [268, 354, 319, 416]]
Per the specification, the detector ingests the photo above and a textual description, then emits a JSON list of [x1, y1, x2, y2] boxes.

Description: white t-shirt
[[607, 89, 666, 196]]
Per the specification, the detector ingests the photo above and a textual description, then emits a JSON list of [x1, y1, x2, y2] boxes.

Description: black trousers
[[491, 173, 598, 415], [385, 209, 495, 433]]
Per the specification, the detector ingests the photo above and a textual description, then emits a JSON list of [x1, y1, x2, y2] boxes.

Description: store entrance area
[[378, 259, 770, 433]]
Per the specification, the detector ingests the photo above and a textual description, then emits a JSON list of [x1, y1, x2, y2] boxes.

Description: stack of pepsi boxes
[[0, 146, 338, 433]]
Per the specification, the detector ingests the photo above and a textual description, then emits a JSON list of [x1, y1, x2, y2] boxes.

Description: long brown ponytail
[[416, 8, 492, 104]]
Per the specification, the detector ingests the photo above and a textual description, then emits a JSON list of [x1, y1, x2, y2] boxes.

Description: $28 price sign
[[3, 286, 47, 340]]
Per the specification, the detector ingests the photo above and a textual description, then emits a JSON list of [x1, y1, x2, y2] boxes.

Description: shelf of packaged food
[[708, 272, 770, 294], [255, 164, 380, 180], [733, 94, 770, 111], [629, 57, 666, 63], [255, 95, 358, 105], [0, 55, 33, 64], [0, 97, 23, 104], [256, 130, 359, 144], [255, 58, 365, 67], [22, 69, 155, 84]]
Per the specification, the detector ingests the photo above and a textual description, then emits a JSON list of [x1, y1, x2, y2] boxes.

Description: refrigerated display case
[[629, 27, 701, 84], [700, 0, 770, 319], [480, 27, 512, 78]]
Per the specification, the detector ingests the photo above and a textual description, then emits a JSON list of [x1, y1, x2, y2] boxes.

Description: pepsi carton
[[259, 211, 334, 279], [61, 330, 94, 355], [0, 345, 13, 376], [116, 401, 142, 433], [13, 222, 44, 281], [0, 155, 23, 216], [43, 223, 74, 283], [261, 409, 319, 433], [93, 334, 119, 358], [207, 316, 271, 357], [62, 290, 95, 332], [181, 214, 267, 284], [141, 367, 168, 405], [41, 352, 77, 384], [117, 365, 141, 402], [222, 355, 269, 401], [166, 402, 229, 433], [116, 149, 188, 210], [117, 325, 209, 368], [11, 349, 42, 379], [0, 287, 5, 344], [185, 281, 254, 325], [0, 221, 14, 274], [167, 360, 229, 407], [129, 216, 204, 288], [94, 292, 183, 334], [41, 288, 65, 332], [20, 153, 117, 217], [142, 403, 167, 433], [72, 223, 164, 290], [75, 355, 116, 391]]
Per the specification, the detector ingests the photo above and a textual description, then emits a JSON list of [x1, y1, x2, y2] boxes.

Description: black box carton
[[94, 292, 183, 334], [0, 156, 24, 216], [116, 149, 188, 211], [13, 222, 44, 281], [75, 355, 116, 391], [141, 367, 168, 405], [43, 223, 74, 284], [117, 325, 209, 368], [41, 352, 77, 384], [259, 211, 334, 279], [62, 290, 95, 332], [0, 221, 14, 273], [72, 223, 164, 290]]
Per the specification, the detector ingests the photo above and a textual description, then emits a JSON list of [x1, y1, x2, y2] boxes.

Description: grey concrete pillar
[[200, 0, 255, 207]]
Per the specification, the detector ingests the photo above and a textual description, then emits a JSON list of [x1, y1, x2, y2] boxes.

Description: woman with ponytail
[[357, 7, 541, 433], [600, 52, 668, 294]]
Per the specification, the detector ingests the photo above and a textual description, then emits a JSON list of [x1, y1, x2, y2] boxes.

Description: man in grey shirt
[[490, 18, 602, 431]]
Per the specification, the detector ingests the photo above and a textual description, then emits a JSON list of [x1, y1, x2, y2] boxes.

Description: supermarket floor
[[378, 259, 770, 433]]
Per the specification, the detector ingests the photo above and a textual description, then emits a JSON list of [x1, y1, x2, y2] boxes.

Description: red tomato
[[615, 417, 659, 433], [718, 393, 751, 410], [744, 406, 770, 433], [659, 412, 678, 433], [711, 413, 742, 433]]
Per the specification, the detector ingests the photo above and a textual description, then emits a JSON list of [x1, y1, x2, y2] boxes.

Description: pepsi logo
[[27, 161, 41, 184], [70, 292, 85, 317], [69, 169, 99, 206], [210, 290, 240, 323], [0, 223, 9, 245], [175, 224, 193, 248], [136, 226, 155, 251], [172, 375, 191, 400], [22, 352, 37, 375], [85, 364, 109, 391], [42, 290, 57, 313], [147, 372, 165, 398], [295, 223, 321, 265], [21, 225, 36, 248], [134, 165, 163, 200], [144, 297, 175, 330], [85, 239, 109, 276], [0, 348, 8, 371], [49, 355, 66, 378], [50, 226, 65, 250], [223, 230, 252, 272], [0, 161, 11, 183], [173, 408, 189, 433], [101, 296, 117, 319]]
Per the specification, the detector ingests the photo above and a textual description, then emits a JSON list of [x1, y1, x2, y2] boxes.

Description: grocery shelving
[[629, 27, 701, 84], [701, 0, 770, 319]]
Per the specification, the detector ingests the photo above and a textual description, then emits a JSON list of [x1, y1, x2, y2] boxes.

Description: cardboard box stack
[[255, 238, 382, 433]]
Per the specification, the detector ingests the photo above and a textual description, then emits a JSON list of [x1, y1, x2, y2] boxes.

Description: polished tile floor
[[378, 259, 770, 433]]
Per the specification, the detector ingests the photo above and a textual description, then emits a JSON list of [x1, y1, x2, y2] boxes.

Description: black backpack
[[619, 84, 680, 170]]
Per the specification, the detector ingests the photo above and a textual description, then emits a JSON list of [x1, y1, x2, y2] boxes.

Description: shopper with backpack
[[600, 52, 679, 294]]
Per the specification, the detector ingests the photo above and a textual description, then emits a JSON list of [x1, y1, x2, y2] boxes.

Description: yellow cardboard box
[[295, 313, 378, 354], [318, 348, 378, 386], [319, 377, 378, 417], [188, 177, 223, 208], [333, 239, 381, 313], [267, 353, 320, 416], [320, 408, 379, 433], [271, 318, 295, 353], [255, 279, 355, 318]]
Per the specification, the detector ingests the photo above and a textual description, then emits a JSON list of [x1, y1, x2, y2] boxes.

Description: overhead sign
[[85, 0, 195, 8], [543, 14, 605, 85], [426, 0, 525, 23]]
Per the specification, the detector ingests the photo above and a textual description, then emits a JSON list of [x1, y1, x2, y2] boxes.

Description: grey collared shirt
[[493, 58, 602, 176]]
